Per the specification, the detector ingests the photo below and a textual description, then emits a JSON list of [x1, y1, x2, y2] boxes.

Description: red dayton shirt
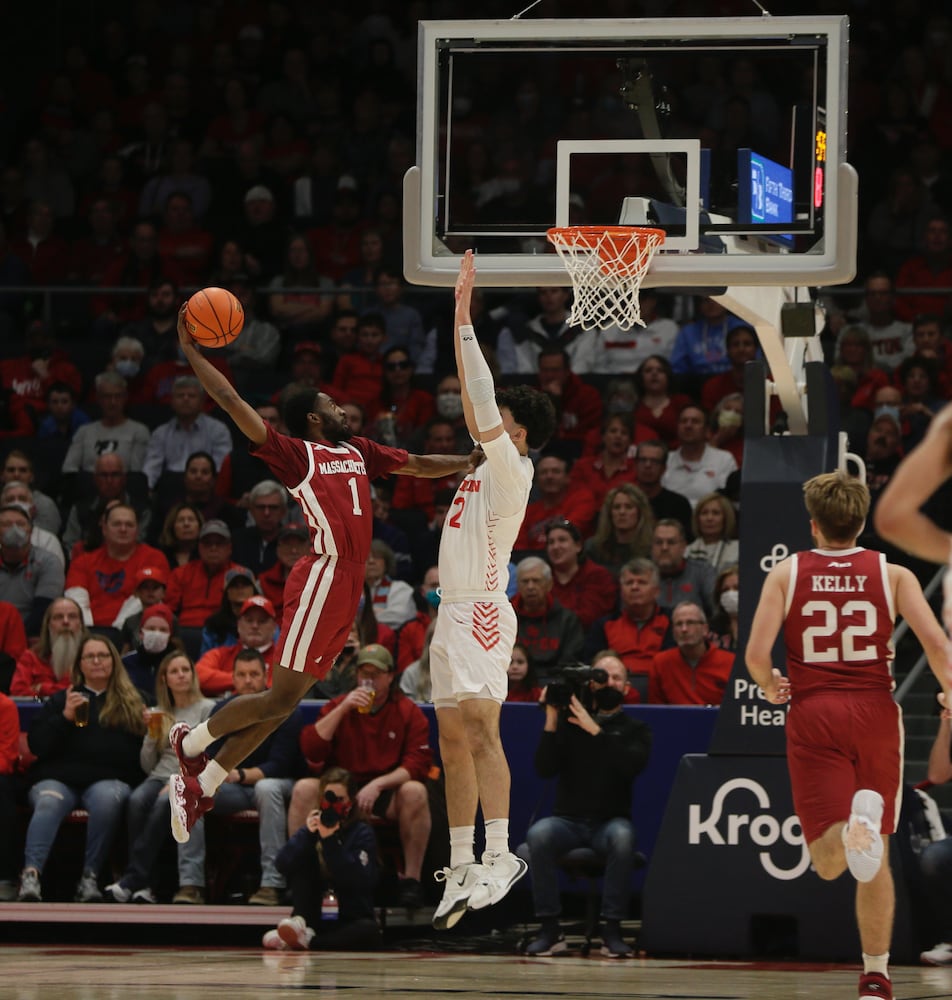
[[300, 691, 432, 787], [649, 643, 735, 705], [66, 542, 167, 626], [250, 424, 408, 565]]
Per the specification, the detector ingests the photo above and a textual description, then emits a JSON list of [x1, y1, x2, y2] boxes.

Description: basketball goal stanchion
[[545, 225, 665, 331]]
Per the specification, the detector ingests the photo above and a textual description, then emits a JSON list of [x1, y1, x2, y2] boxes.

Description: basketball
[[184, 287, 244, 347]]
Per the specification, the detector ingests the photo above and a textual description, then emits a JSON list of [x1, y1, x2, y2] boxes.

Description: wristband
[[237, 768, 246, 785]]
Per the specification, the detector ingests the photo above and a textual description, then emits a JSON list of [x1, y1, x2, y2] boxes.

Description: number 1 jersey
[[782, 546, 895, 697]]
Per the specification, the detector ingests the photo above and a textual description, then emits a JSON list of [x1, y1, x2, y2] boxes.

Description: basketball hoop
[[546, 226, 665, 331]]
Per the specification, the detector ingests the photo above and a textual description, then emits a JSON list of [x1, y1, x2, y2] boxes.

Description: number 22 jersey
[[782, 546, 895, 697]]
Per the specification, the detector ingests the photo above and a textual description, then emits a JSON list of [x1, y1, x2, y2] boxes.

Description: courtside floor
[[3, 946, 952, 1000]]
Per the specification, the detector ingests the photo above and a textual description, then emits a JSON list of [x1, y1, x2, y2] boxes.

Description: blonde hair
[[154, 651, 202, 744], [692, 492, 737, 542], [802, 471, 869, 543], [71, 636, 147, 735], [589, 484, 655, 561]]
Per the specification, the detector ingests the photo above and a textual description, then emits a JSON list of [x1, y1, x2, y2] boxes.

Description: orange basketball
[[184, 287, 244, 347]]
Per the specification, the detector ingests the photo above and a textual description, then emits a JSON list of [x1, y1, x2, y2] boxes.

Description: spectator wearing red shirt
[[195, 595, 280, 696], [648, 600, 734, 705], [895, 214, 952, 322], [569, 414, 639, 514], [331, 312, 386, 414], [515, 453, 598, 550], [633, 355, 693, 450], [0, 690, 19, 894], [545, 520, 618, 630], [537, 346, 603, 452], [65, 503, 165, 629], [391, 418, 467, 522], [585, 559, 675, 687], [368, 347, 435, 448], [0, 598, 27, 691], [10, 201, 70, 285], [166, 519, 245, 629], [0, 324, 83, 419], [93, 220, 168, 325], [67, 197, 126, 287], [307, 177, 365, 282], [292, 643, 433, 905], [157, 191, 213, 289], [700, 325, 759, 411], [10, 597, 86, 698], [504, 641, 543, 703]]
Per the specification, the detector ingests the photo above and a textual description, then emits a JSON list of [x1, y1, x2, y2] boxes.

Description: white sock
[[182, 722, 213, 757], [449, 826, 475, 869], [484, 818, 509, 855], [862, 952, 889, 977], [198, 759, 228, 797]]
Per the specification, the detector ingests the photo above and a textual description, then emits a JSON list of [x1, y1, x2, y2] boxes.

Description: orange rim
[[546, 226, 665, 270]]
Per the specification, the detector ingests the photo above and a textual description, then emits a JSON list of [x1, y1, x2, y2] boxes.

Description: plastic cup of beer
[[74, 695, 90, 728], [357, 678, 375, 714], [145, 708, 165, 739]]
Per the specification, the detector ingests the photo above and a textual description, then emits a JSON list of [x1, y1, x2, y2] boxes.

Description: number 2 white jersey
[[437, 433, 533, 601]]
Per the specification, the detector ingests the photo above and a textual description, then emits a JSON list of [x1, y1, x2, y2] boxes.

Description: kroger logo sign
[[688, 777, 811, 881]]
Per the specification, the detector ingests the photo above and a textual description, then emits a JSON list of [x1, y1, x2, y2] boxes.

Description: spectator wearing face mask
[[120, 603, 183, 694], [708, 566, 740, 652], [395, 566, 440, 673]]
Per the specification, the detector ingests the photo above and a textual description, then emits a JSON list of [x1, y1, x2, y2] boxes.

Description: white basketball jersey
[[438, 434, 532, 599]]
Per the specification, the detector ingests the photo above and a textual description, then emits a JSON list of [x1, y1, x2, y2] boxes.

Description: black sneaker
[[398, 878, 424, 910], [600, 920, 633, 958], [526, 923, 567, 956]]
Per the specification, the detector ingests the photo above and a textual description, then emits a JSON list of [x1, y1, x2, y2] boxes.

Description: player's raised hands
[[455, 249, 476, 325]]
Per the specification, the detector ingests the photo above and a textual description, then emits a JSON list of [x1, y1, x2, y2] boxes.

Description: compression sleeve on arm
[[459, 324, 501, 432]]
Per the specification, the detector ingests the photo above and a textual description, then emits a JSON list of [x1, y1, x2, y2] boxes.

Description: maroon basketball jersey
[[252, 425, 407, 564], [783, 546, 895, 697]]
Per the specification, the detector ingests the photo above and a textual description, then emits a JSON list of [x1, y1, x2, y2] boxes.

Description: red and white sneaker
[[858, 971, 892, 1000], [169, 722, 207, 779], [169, 774, 214, 844]]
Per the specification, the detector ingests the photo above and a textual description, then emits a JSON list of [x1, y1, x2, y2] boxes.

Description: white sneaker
[[467, 851, 528, 911], [262, 929, 288, 950], [104, 882, 131, 903], [277, 915, 314, 951], [843, 789, 884, 883], [921, 941, 952, 966], [432, 863, 487, 930]]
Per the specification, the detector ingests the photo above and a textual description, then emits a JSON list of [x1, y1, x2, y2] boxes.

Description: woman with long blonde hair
[[583, 484, 656, 575], [104, 651, 214, 903]]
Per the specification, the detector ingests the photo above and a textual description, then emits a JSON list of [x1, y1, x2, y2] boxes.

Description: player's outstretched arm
[[397, 449, 482, 478], [745, 562, 792, 704], [453, 250, 504, 444], [177, 304, 267, 446], [875, 402, 952, 563]]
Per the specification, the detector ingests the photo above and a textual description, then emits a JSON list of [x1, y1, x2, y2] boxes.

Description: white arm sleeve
[[64, 586, 94, 627], [459, 325, 501, 432]]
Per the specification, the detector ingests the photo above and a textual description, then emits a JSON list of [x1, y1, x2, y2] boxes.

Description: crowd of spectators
[[1, 0, 952, 926]]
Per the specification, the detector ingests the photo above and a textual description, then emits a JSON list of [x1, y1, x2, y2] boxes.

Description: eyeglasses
[[81, 651, 111, 662], [385, 360, 412, 371]]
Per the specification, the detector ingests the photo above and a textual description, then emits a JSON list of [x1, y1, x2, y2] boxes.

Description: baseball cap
[[293, 341, 322, 357], [278, 524, 309, 542], [337, 174, 358, 192], [356, 643, 393, 672], [135, 565, 168, 587], [0, 501, 33, 523], [224, 567, 256, 588], [239, 595, 276, 618], [199, 519, 231, 540], [545, 518, 581, 543], [244, 184, 274, 203], [872, 404, 901, 432], [140, 602, 174, 630]]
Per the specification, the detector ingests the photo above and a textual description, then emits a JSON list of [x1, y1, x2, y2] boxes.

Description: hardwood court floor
[[3, 946, 952, 1000]]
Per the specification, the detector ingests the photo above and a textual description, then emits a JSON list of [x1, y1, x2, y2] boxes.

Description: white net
[[546, 226, 665, 331]]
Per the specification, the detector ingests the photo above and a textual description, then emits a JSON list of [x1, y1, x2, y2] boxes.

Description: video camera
[[319, 789, 352, 828], [544, 664, 608, 710]]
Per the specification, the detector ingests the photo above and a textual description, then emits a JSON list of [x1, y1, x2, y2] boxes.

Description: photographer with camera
[[262, 766, 381, 952], [524, 653, 652, 958]]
